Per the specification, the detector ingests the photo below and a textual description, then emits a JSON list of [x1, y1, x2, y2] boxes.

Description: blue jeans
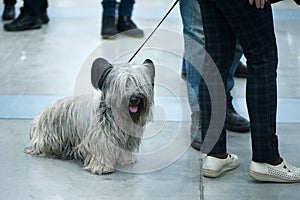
[[102, 0, 135, 17], [180, 0, 243, 112]]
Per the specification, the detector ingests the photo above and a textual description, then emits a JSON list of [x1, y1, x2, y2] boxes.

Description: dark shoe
[[4, 9, 42, 31], [234, 61, 247, 78], [225, 97, 250, 133], [181, 72, 187, 80], [190, 111, 201, 151], [117, 16, 144, 38], [101, 16, 117, 39], [2, 5, 15, 20], [41, 12, 49, 24]]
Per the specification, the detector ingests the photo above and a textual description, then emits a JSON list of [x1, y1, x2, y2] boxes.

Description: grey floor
[[1, 0, 300, 200]]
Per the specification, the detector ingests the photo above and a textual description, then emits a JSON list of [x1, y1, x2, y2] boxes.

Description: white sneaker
[[249, 159, 300, 183], [202, 154, 240, 178]]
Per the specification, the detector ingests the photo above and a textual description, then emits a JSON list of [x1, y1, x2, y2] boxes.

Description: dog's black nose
[[130, 95, 139, 105]]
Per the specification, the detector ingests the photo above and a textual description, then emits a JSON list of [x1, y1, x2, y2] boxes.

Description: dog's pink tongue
[[129, 106, 138, 113]]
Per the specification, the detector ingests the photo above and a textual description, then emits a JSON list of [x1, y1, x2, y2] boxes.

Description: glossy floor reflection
[[0, 0, 300, 199]]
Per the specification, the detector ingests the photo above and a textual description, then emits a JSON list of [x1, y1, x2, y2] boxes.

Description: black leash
[[128, 1, 205, 199], [128, 0, 180, 63]]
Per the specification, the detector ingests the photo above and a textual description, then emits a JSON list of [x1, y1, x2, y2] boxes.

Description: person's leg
[[102, 0, 117, 17], [225, 41, 250, 132], [101, 0, 118, 39], [117, 0, 143, 38], [40, 0, 48, 12], [4, 0, 16, 4], [3, 0, 16, 6], [180, 0, 249, 152], [40, 0, 48, 13], [40, 0, 49, 24], [2, 0, 16, 20], [198, 0, 241, 178], [227, 43, 243, 92], [211, 0, 300, 183], [199, 0, 300, 182], [198, 0, 237, 155], [211, 0, 279, 163], [179, 0, 204, 110], [23, 0, 41, 18], [3, 0, 43, 31], [179, 0, 205, 150], [181, 0, 244, 99], [119, 0, 134, 17]]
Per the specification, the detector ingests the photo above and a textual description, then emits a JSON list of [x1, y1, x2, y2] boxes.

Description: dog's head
[[91, 58, 155, 127]]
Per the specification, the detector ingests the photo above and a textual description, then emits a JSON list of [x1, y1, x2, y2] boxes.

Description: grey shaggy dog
[[24, 58, 155, 174]]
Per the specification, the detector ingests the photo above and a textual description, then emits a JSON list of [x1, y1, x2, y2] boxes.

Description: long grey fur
[[24, 58, 155, 174]]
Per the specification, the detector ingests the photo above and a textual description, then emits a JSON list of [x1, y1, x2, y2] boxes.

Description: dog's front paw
[[117, 153, 137, 166], [118, 160, 136, 166], [85, 164, 115, 175]]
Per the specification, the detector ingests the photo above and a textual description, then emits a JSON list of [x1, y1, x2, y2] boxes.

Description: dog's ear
[[143, 59, 155, 84], [91, 58, 113, 90]]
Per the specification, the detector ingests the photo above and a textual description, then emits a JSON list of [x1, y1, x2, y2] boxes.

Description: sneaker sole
[[203, 163, 239, 178], [4, 24, 41, 31], [118, 30, 144, 38], [102, 35, 116, 40], [249, 169, 300, 183]]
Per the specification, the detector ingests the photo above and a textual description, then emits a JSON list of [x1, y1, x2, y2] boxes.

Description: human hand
[[249, 0, 268, 9]]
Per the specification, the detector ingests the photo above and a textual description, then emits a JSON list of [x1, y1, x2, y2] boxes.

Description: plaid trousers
[[198, 0, 280, 163]]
